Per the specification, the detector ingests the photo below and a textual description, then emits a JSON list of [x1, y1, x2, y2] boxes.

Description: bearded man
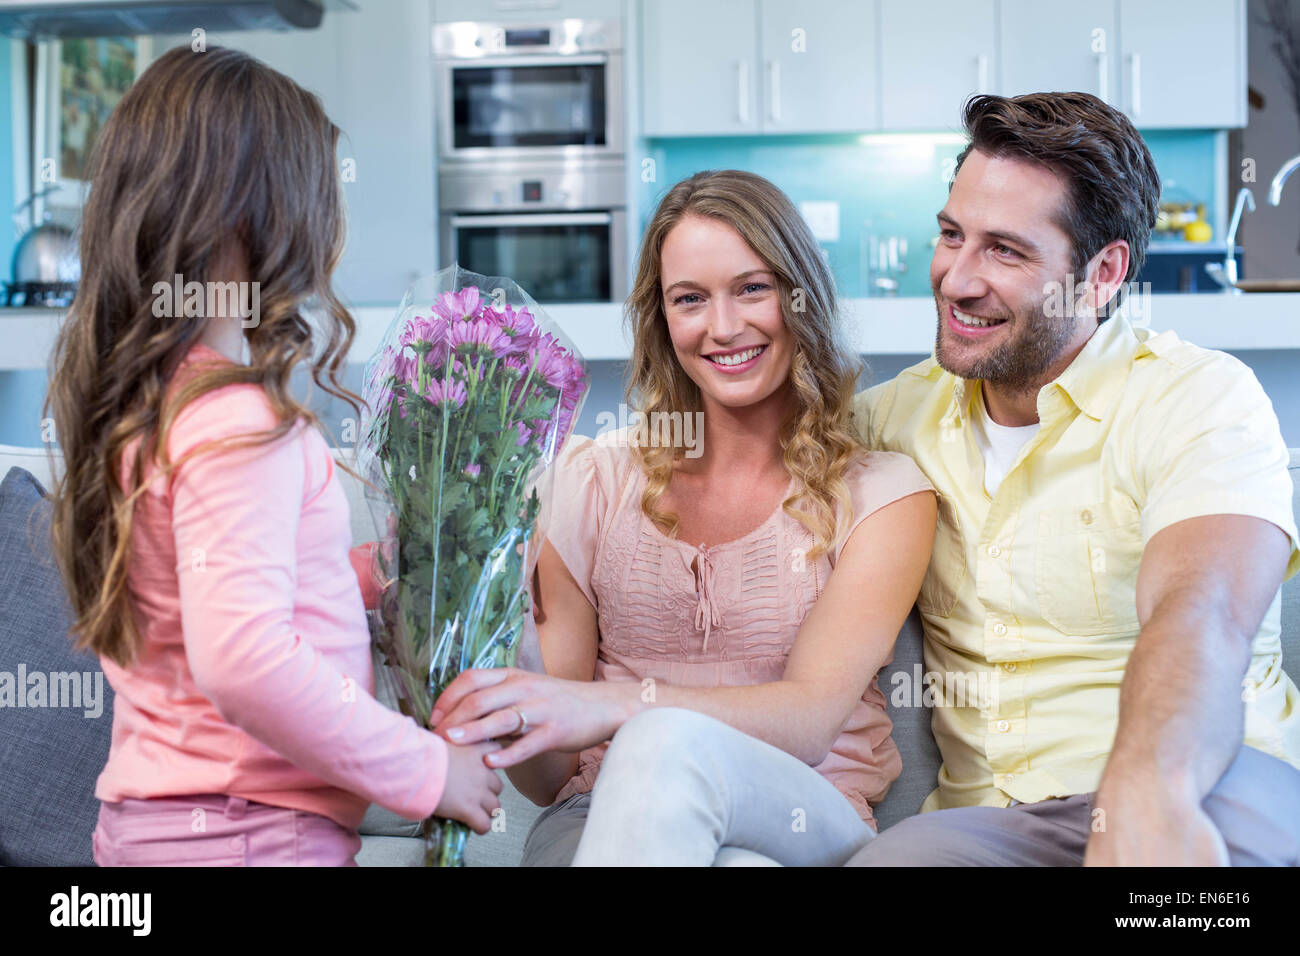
[[850, 91, 1300, 866]]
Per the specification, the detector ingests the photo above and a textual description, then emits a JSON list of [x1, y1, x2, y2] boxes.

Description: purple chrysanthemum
[[446, 318, 511, 357], [432, 287, 482, 323], [508, 304, 536, 331], [424, 377, 469, 409], [497, 305, 540, 351], [530, 336, 580, 390], [499, 356, 530, 382], [399, 315, 444, 355], [393, 352, 420, 391]]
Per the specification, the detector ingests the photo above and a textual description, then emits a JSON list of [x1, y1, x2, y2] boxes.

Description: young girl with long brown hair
[[45, 45, 500, 866]]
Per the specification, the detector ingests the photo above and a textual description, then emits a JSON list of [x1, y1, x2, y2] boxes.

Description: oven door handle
[[447, 54, 608, 70], [452, 213, 613, 228]]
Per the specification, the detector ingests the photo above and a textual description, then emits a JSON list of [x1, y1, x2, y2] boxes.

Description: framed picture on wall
[[32, 35, 153, 215]]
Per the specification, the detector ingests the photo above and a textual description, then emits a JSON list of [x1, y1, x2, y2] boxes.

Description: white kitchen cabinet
[[1117, 0, 1246, 128], [642, 0, 878, 136], [879, 0, 996, 131], [642, 0, 760, 136], [999, 1, 1118, 105], [758, 0, 878, 133], [997, 0, 1244, 129]]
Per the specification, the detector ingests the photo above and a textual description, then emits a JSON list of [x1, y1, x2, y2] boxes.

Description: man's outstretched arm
[[1085, 513, 1291, 865]]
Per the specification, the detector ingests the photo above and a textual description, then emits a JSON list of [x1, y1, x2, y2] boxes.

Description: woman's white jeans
[[522, 707, 875, 866]]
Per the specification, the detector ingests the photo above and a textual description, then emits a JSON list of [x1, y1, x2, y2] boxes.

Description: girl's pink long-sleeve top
[[94, 342, 447, 829]]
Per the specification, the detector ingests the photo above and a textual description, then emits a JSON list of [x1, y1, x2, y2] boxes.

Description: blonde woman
[[431, 170, 937, 866]]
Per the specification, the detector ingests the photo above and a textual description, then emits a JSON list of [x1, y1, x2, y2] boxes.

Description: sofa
[[2, 441, 1298, 867]]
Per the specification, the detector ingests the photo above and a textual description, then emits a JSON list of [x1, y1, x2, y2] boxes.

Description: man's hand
[[1085, 785, 1229, 866]]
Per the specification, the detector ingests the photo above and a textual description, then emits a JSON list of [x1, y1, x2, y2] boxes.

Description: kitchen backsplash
[[638, 129, 1221, 298]]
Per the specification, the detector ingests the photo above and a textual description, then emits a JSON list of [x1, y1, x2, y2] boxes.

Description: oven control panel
[[434, 19, 622, 58]]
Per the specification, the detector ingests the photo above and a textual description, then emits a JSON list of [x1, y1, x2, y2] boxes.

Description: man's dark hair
[[953, 91, 1161, 318]]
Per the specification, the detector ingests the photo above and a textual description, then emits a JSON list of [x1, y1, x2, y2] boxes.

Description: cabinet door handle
[[1129, 53, 1142, 116], [976, 54, 988, 94], [737, 59, 750, 124], [768, 60, 781, 122], [1095, 50, 1108, 102]]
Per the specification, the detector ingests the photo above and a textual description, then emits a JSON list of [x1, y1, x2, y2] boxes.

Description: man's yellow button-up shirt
[[854, 313, 1300, 812]]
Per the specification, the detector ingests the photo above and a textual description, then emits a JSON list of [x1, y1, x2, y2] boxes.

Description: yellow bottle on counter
[[1183, 204, 1212, 242]]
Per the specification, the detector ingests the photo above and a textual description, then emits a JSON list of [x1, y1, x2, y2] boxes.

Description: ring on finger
[[510, 705, 529, 735]]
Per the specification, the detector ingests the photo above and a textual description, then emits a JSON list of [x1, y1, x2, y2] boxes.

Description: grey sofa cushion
[[874, 607, 941, 831], [356, 835, 426, 866], [0, 467, 114, 866]]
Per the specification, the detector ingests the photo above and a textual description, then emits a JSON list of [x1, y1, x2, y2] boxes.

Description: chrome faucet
[[1205, 187, 1255, 293], [1269, 154, 1300, 206]]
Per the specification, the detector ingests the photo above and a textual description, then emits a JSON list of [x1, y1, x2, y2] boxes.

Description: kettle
[[4, 186, 80, 307], [12, 218, 80, 284]]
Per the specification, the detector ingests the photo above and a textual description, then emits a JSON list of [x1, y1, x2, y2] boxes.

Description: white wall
[[150, 0, 439, 305]]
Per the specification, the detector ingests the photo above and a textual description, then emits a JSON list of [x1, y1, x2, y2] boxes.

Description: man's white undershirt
[[971, 383, 1041, 497]]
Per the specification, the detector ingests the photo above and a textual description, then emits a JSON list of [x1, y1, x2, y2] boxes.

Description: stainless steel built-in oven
[[434, 19, 624, 162], [446, 209, 628, 304], [439, 159, 628, 303]]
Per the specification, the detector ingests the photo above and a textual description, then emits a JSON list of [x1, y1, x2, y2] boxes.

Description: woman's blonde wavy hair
[[45, 46, 364, 667], [625, 169, 866, 560]]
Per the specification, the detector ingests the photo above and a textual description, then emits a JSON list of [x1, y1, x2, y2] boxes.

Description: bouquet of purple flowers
[[357, 265, 587, 866]]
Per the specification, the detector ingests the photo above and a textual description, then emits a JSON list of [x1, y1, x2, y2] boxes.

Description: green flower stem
[[508, 362, 538, 426], [451, 351, 490, 471], [426, 353, 453, 703], [448, 351, 470, 470], [416, 354, 425, 476], [507, 452, 540, 509], [422, 816, 468, 868], [487, 401, 510, 515]]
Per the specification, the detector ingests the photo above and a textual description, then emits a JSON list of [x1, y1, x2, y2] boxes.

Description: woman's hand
[[430, 668, 634, 769]]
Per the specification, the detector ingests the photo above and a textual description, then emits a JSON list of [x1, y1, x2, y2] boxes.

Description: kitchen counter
[[3, 293, 1299, 370]]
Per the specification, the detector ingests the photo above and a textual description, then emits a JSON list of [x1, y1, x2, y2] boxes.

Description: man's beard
[[933, 287, 1077, 392]]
